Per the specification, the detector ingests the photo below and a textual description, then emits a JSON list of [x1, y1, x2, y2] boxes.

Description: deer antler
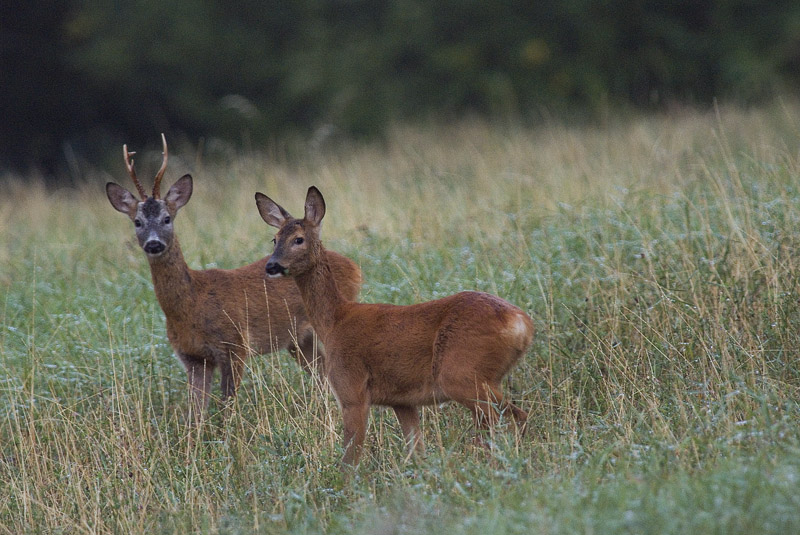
[[152, 133, 168, 199], [123, 144, 148, 200]]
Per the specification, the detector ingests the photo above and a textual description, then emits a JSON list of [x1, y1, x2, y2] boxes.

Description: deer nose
[[143, 240, 166, 255], [265, 260, 286, 277]]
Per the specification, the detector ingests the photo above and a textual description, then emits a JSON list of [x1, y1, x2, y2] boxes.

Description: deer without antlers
[[255, 186, 534, 467], [106, 136, 362, 421]]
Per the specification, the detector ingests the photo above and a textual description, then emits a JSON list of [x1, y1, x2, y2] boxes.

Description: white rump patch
[[504, 313, 531, 345]]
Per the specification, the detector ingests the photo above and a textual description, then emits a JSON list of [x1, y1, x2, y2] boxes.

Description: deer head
[[106, 134, 193, 257], [255, 186, 326, 278]]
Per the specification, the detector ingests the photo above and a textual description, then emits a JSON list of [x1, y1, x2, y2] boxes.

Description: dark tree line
[[2, 0, 799, 177]]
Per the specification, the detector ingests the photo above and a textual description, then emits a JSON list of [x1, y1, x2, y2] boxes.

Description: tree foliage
[[2, 0, 799, 174]]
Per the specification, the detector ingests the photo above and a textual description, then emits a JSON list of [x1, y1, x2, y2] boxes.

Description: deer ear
[[255, 192, 292, 228], [106, 182, 139, 217], [304, 186, 326, 226], [165, 174, 193, 212]]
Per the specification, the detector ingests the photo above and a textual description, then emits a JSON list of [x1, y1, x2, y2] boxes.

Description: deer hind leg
[[392, 405, 424, 456], [468, 384, 503, 441], [435, 331, 527, 442], [441, 374, 524, 445], [505, 400, 528, 435], [470, 384, 528, 440]]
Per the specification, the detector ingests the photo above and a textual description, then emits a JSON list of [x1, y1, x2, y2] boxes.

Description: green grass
[[3, 102, 800, 533]]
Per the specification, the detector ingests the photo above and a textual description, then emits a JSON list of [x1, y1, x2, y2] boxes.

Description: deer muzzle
[[143, 239, 166, 256], [265, 259, 288, 278]]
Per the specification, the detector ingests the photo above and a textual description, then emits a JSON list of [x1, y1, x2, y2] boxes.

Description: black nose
[[143, 240, 166, 255], [265, 260, 286, 277]]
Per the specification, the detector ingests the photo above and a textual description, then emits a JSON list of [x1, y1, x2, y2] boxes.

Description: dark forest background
[[2, 0, 800, 178]]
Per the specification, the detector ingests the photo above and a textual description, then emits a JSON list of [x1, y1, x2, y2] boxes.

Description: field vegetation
[[2, 102, 800, 533]]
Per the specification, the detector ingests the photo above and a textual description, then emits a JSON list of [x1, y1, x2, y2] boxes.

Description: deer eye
[[163, 216, 171, 225], [272, 238, 276, 244], [294, 237, 304, 245], [134, 218, 143, 228]]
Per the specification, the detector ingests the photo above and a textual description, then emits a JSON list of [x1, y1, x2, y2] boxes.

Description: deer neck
[[293, 246, 347, 343], [145, 238, 195, 317]]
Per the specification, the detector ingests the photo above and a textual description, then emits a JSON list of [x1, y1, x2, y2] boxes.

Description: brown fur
[[256, 186, 534, 467], [107, 173, 361, 422]]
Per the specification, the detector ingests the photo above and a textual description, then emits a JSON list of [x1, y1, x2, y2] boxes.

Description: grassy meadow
[[3, 102, 800, 533]]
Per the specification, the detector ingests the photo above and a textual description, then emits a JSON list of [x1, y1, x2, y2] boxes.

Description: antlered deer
[[255, 186, 533, 466], [106, 136, 361, 421]]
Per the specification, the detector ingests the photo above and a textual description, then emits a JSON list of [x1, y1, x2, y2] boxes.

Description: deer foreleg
[[219, 351, 245, 401], [184, 357, 215, 424], [290, 328, 325, 374], [340, 402, 369, 467]]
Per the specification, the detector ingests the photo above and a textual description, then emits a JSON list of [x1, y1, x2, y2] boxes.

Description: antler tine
[[152, 133, 168, 199], [123, 144, 148, 200]]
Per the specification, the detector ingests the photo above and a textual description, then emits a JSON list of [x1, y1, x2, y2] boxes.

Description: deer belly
[[368, 372, 441, 406]]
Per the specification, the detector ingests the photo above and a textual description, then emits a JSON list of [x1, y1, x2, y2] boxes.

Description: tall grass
[[2, 101, 800, 533]]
